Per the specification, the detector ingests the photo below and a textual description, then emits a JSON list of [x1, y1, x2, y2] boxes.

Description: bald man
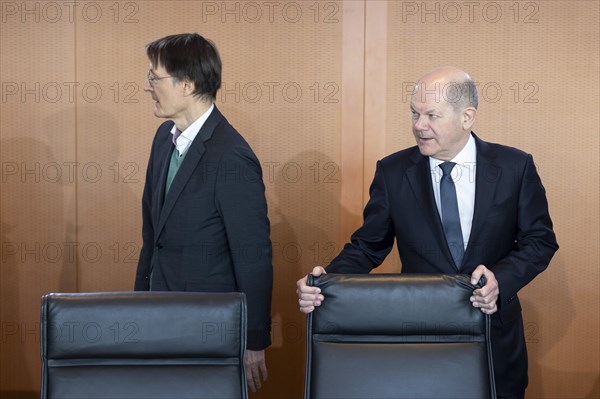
[[296, 67, 558, 398]]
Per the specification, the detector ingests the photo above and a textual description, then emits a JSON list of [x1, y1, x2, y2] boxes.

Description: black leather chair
[[41, 291, 248, 399], [305, 274, 496, 399]]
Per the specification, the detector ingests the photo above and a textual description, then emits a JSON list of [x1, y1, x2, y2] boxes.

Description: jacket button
[[156, 243, 162, 249]]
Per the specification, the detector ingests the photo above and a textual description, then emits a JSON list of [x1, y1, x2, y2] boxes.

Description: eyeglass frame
[[147, 70, 175, 87]]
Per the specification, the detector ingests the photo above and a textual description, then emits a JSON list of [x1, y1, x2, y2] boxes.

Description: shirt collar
[[170, 103, 215, 145], [429, 133, 477, 171]]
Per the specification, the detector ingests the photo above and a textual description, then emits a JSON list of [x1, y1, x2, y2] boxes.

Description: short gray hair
[[445, 79, 479, 110]]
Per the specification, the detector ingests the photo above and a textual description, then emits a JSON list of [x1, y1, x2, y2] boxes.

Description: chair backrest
[[41, 291, 247, 399], [305, 274, 496, 399]]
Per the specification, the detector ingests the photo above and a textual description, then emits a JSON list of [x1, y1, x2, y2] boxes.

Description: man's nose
[[414, 116, 428, 131], [143, 79, 153, 92]]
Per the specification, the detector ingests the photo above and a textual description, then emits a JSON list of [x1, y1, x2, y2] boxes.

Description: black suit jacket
[[327, 133, 558, 395], [135, 106, 273, 350]]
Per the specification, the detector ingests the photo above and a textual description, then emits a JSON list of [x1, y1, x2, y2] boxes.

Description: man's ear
[[462, 107, 477, 130], [181, 79, 195, 96]]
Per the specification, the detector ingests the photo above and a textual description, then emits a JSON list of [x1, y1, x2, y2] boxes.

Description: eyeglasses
[[147, 70, 174, 87]]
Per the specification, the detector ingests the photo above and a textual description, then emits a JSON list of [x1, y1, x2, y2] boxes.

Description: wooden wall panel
[[0, 10, 76, 396], [364, 0, 401, 274], [73, 5, 152, 293], [339, 1, 365, 245]]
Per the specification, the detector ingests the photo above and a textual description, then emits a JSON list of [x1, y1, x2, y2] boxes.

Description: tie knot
[[172, 129, 182, 145], [439, 162, 456, 177]]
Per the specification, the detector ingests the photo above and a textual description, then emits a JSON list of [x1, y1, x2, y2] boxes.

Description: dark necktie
[[439, 162, 464, 268]]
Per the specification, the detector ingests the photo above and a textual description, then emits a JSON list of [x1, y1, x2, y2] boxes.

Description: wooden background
[[0, 1, 598, 397]]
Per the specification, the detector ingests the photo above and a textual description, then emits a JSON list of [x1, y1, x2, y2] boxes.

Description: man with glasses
[[135, 33, 273, 393]]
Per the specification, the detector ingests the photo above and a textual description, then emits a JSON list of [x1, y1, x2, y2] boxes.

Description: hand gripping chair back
[[305, 274, 496, 399], [40, 291, 248, 399]]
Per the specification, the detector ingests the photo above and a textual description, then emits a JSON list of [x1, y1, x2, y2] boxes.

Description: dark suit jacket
[[134, 106, 273, 350], [326, 133, 558, 395]]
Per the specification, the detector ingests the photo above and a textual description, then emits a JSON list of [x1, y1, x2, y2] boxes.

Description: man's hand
[[296, 266, 326, 314], [244, 349, 267, 393], [470, 264, 499, 315]]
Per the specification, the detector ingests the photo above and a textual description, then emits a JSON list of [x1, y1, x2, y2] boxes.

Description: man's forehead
[[410, 101, 443, 113], [410, 89, 447, 110]]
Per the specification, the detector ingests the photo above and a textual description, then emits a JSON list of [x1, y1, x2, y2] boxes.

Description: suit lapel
[[406, 150, 459, 272], [464, 135, 500, 263], [152, 126, 175, 235], [155, 106, 223, 240]]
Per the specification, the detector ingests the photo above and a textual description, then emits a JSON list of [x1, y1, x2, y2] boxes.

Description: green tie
[[165, 148, 187, 194]]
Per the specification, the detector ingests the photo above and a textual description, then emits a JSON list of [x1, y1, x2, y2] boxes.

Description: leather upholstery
[[305, 274, 496, 399], [40, 291, 247, 399]]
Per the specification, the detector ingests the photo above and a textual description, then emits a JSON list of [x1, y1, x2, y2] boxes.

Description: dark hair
[[146, 33, 221, 101]]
